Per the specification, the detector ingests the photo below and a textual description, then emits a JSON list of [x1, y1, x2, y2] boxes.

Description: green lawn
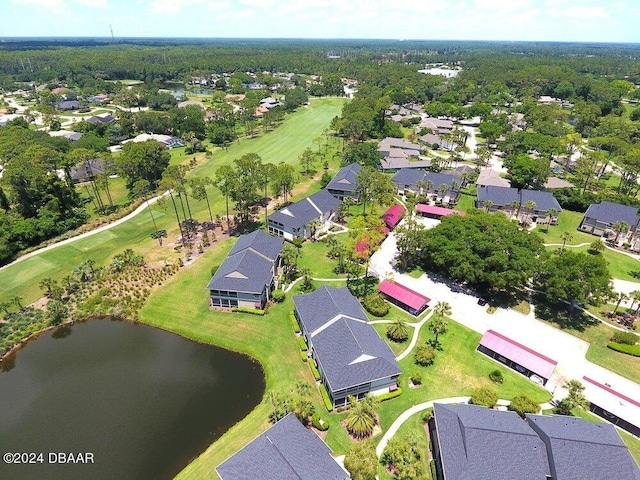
[[297, 238, 348, 279], [0, 98, 346, 307]]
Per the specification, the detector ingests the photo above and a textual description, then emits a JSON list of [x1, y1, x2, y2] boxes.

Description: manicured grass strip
[[607, 342, 640, 356]]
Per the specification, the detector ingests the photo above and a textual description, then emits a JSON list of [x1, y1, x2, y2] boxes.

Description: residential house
[[293, 286, 401, 407], [48, 130, 83, 141], [267, 189, 340, 240], [392, 170, 460, 203], [326, 162, 361, 200], [206, 230, 284, 310], [123, 133, 185, 149], [475, 169, 511, 188], [429, 403, 640, 480], [177, 100, 205, 109], [56, 100, 79, 111], [86, 113, 116, 124], [67, 157, 110, 183], [378, 137, 431, 171], [579, 201, 640, 247], [216, 413, 349, 480], [476, 186, 562, 224]]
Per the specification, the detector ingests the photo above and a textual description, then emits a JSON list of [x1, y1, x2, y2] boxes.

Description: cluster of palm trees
[[345, 394, 379, 439], [414, 301, 451, 366], [0, 296, 24, 317]]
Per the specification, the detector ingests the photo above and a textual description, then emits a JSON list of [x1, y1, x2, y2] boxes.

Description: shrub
[[320, 384, 333, 412], [231, 307, 265, 316], [607, 342, 640, 357], [271, 289, 285, 303], [377, 387, 402, 402], [508, 394, 540, 418], [309, 361, 321, 381], [470, 387, 498, 407], [415, 345, 437, 366], [290, 313, 300, 333], [363, 293, 389, 317], [387, 319, 410, 342], [610, 331, 638, 345], [301, 351, 308, 362], [298, 336, 308, 351], [489, 369, 504, 384], [312, 413, 329, 431], [410, 372, 422, 385]]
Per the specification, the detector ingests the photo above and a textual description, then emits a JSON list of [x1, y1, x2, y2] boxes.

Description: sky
[[2, 0, 639, 43]]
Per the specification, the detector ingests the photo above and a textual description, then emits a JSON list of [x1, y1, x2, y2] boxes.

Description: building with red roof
[[416, 204, 465, 219], [477, 329, 557, 385], [382, 204, 406, 230], [378, 279, 430, 316]]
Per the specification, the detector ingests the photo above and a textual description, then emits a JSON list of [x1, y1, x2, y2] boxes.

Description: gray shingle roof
[[216, 413, 349, 480], [326, 163, 361, 194], [312, 316, 401, 391], [294, 286, 400, 392], [476, 186, 562, 212], [434, 403, 551, 480], [206, 230, 283, 294], [268, 189, 340, 230], [583, 201, 640, 228], [526, 414, 640, 480], [293, 285, 368, 334], [391, 170, 458, 193]]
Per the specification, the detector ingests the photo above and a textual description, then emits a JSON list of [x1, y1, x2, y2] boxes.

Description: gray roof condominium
[[206, 230, 283, 309], [476, 185, 562, 217], [525, 414, 640, 480], [293, 286, 401, 407], [580, 200, 640, 236], [216, 413, 349, 480], [431, 403, 551, 480], [268, 189, 341, 240], [326, 162, 361, 199]]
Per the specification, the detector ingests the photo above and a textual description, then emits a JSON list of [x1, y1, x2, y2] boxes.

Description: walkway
[[0, 191, 171, 272]]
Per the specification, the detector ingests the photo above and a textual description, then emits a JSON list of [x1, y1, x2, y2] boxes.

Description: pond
[[0, 318, 265, 479]]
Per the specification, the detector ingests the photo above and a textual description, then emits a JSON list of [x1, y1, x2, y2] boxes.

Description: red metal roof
[[377, 279, 430, 311], [416, 204, 465, 217], [583, 376, 640, 409], [479, 329, 557, 379], [382, 204, 406, 228]]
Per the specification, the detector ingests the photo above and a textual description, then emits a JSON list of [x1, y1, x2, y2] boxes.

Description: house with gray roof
[[430, 403, 550, 480], [580, 201, 640, 245], [476, 186, 562, 224], [268, 189, 341, 240], [86, 113, 116, 124], [378, 137, 429, 171], [207, 230, 283, 310], [392, 170, 460, 203], [430, 403, 640, 480], [293, 286, 401, 407], [326, 162, 361, 200], [525, 413, 640, 480], [216, 413, 349, 480]]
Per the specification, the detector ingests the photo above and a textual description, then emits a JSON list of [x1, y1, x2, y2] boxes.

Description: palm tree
[[629, 290, 640, 312], [0, 301, 11, 316], [612, 221, 630, 245], [508, 200, 520, 220], [523, 200, 537, 225], [39, 277, 56, 296], [545, 208, 559, 232], [424, 180, 434, 198], [613, 292, 629, 313], [73, 263, 92, 282], [307, 218, 322, 239], [386, 319, 409, 342], [560, 232, 573, 252], [416, 180, 425, 196], [345, 395, 378, 439], [483, 199, 495, 213], [434, 300, 451, 318]]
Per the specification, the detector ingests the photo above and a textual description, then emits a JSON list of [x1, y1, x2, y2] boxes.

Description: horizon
[[4, 0, 640, 44]]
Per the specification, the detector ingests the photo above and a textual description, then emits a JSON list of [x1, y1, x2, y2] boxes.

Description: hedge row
[[231, 307, 265, 316], [298, 336, 308, 351], [320, 384, 334, 412], [312, 413, 329, 431], [309, 361, 321, 381], [290, 313, 300, 333], [378, 387, 403, 402], [607, 342, 640, 357]]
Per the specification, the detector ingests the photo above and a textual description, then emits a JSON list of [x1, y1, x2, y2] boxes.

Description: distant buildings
[[580, 200, 640, 248]]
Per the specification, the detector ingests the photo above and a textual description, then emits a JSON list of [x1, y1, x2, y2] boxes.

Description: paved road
[[369, 217, 640, 419]]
